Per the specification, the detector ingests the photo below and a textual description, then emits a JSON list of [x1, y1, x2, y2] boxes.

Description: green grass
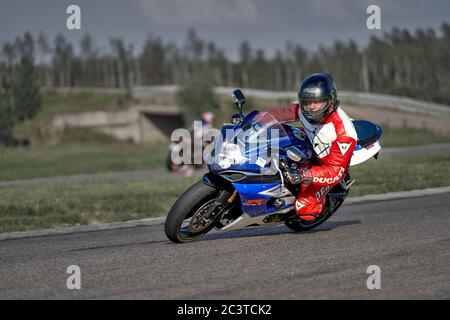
[[349, 153, 450, 196], [0, 177, 198, 233], [40, 88, 129, 112], [0, 154, 449, 233], [0, 141, 167, 181], [378, 126, 450, 147]]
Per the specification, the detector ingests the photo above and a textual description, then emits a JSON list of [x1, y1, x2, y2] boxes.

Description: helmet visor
[[300, 98, 331, 124], [300, 99, 328, 112]]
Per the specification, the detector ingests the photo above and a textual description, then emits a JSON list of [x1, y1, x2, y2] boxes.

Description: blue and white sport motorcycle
[[165, 89, 382, 243]]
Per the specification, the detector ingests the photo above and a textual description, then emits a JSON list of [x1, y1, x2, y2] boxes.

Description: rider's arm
[[265, 103, 300, 123], [302, 136, 356, 186]]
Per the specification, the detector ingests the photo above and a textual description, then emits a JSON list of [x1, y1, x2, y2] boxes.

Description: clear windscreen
[[206, 112, 288, 172]]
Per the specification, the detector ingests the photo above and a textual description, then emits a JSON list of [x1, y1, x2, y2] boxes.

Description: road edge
[[1, 185, 449, 241]]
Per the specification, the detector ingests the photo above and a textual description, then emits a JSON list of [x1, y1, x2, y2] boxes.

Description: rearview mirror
[[231, 89, 246, 117], [232, 89, 245, 106]]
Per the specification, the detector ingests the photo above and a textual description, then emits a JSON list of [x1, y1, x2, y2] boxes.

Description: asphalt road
[[0, 192, 449, 299]]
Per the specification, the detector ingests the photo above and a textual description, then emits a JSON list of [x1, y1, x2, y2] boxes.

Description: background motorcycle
[[165, 89, 382, 243], [166, 124, 211, 175]]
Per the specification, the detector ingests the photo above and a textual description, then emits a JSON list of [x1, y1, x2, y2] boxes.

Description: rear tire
[[165, 180, 219, 243]]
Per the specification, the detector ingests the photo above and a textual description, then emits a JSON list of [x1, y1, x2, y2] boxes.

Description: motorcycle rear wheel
[[284, 196, 340, 232]]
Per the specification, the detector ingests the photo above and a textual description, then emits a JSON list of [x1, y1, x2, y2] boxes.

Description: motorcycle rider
[[189, 112, 215, 139], [177, 111, 215, 176], [200, 111, 215, 129], [265, 73, 357, 222]]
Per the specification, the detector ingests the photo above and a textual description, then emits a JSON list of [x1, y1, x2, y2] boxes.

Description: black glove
[[284, 167, 304, 185]]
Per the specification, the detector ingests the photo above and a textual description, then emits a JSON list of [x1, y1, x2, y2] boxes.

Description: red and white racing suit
[[266, 103, 358, 220]]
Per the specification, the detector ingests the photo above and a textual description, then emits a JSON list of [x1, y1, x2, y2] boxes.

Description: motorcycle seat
[[352, 120, 381, 148]]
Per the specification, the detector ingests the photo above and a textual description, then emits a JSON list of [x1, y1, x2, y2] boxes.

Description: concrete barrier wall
[[49, 86, 450, 144], [133, 85, 450, 117], [51, 105, 182, 143]]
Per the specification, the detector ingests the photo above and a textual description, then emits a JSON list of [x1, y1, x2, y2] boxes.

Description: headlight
[[216, 142, 248, 169]]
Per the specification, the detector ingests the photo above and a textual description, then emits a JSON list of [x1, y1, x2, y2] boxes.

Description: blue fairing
[[210, 111, 313, 217], [232, 182, 280, 217]]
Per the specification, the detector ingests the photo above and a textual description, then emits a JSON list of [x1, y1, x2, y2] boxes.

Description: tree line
[[0, 33, 41, 132], [1, 23, 450, 120]]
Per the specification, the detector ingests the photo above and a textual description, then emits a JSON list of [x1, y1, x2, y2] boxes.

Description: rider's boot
[[294, 196, 327, 222]]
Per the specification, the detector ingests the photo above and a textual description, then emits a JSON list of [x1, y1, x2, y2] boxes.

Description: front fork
[[202, 172, 239, 220], [203, 189, 237, 220]]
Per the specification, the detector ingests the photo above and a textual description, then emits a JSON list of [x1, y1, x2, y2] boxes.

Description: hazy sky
[[1, 0, 449, 58]]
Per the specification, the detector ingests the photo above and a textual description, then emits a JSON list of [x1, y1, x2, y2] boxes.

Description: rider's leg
[[294, 182, 337, 221]]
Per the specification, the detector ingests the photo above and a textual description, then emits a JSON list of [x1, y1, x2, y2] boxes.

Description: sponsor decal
[[303, 87, 321, 96], [316, 186, 330, 200], [313, 167, 345, 185], [295, 200, 305, 211], [244, 199, 266, 206], [337, 141, 352, 155], [256, 157, 267, 168]]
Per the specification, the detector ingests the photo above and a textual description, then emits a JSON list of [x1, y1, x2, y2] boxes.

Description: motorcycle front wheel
[[165, 180, 222, 243]]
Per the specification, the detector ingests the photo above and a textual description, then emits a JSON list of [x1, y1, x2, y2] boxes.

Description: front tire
[[165, 180, 219, 243]]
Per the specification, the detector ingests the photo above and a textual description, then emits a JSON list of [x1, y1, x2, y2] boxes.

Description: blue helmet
[[298, 73, 339, 124]]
